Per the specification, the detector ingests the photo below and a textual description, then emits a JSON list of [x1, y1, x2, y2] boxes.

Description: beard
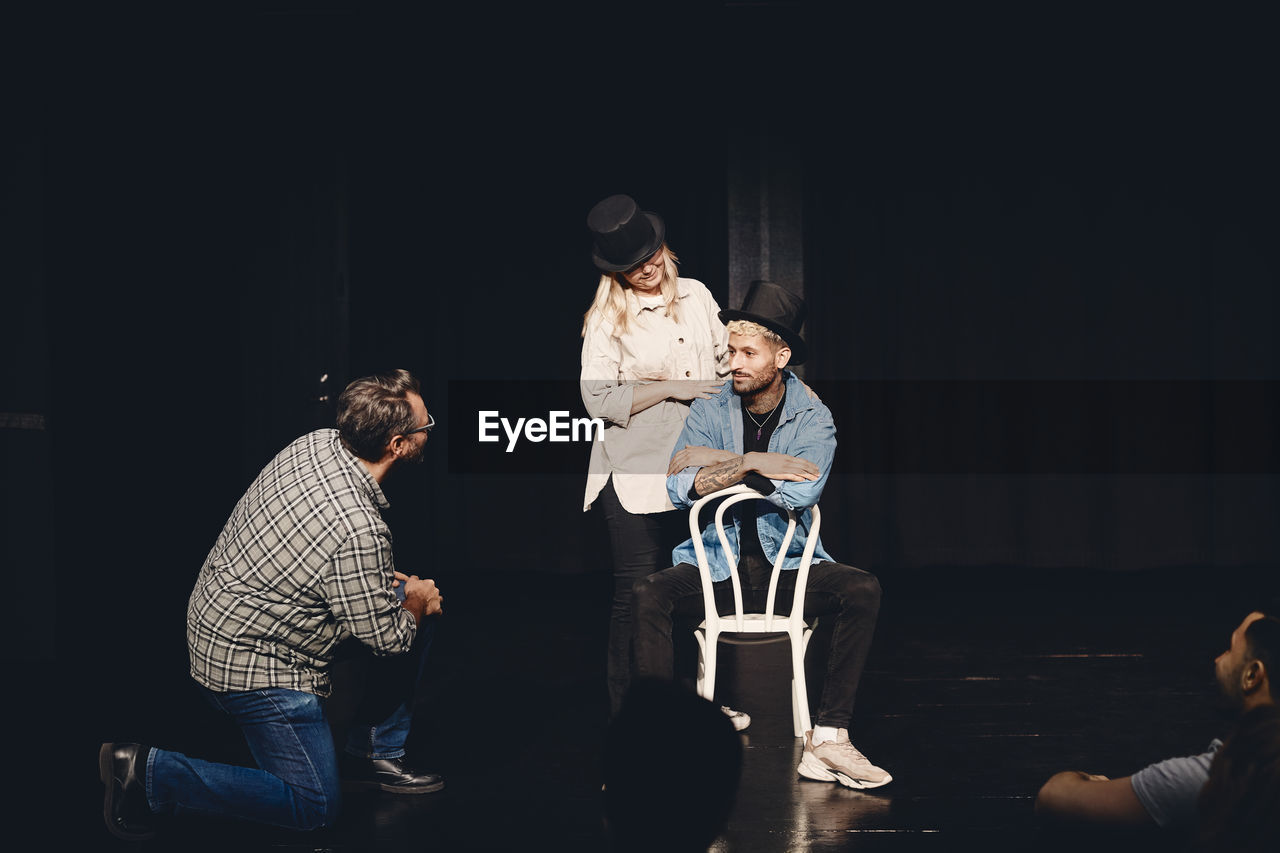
[[397, 439, 427, 465], [733, 365, 780, 400]]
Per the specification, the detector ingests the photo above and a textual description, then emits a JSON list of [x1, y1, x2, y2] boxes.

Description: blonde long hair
[[580, 245, 681, 337]]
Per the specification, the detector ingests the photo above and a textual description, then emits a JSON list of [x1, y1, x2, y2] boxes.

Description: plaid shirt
[[187, 429, 417, 696]]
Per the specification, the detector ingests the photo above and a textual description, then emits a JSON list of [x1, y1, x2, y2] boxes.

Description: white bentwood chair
[[689, 483, 822, 738]]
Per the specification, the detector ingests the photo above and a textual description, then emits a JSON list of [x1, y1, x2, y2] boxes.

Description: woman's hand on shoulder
[[665, 379, 726, 402]]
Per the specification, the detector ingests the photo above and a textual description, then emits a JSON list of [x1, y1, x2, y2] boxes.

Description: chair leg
[[700, 632, 719, 704], [694, 630, 706, 697], [791, 679, 802, 739], [790, 631, 812, 738]]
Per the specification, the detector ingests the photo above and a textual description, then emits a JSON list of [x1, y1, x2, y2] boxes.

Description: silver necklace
[[746, 398, 782, 441]]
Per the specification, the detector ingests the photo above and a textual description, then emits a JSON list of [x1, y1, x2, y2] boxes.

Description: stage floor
[[34, 565, 1274, 851]]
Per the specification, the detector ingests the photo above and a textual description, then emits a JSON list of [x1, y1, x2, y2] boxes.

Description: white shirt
[[581, 277, 730, 513]]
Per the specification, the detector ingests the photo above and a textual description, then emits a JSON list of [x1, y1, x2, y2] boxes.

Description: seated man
[[632, 280, 891, 790], [100, 370, 445, 841], [1035, 609, 1280, 832]]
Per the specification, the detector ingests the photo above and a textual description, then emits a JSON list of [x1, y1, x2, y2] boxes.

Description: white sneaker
[[720, 706, 751, 732], [797, 729, 891, 789]]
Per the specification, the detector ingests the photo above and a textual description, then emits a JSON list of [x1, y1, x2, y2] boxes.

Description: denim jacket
[[666, 370, 836, 581]]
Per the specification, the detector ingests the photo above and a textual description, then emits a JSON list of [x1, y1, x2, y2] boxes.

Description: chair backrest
[[688, 484, 823, 633]]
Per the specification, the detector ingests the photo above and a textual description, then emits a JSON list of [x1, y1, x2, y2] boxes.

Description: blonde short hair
[[726, 319, 785, 347]]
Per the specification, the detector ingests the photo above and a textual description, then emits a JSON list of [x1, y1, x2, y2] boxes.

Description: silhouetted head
[[603, 679, 743, 852]]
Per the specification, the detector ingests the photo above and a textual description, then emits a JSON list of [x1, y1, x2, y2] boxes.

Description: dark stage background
[[5, 5, 1279, 665]]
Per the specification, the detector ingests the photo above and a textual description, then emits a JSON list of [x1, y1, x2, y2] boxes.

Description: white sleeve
[[580, 316, 634, 427]]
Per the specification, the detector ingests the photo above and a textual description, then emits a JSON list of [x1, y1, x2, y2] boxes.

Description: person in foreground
[[1194, 702, 1280, 852], [602, 678, 743, 852], [100, 369, 445, 841], [1035, 609, 1280, 832], [632, 280, 891, 790]]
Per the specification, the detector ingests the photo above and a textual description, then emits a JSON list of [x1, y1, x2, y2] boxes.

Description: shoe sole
[[797, 752, 892, 790], [342, 778, 446, 795], [99, 743, 159, 841]]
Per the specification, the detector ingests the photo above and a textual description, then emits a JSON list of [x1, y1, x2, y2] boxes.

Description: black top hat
[[719, 280, 809, 365], [587, 194, 666, 272]]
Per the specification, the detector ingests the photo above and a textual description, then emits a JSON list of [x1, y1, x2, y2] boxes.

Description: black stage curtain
[[31, 9, 1280, 624], [1, 130, 55, 660], [802, 87, 1280, 574]]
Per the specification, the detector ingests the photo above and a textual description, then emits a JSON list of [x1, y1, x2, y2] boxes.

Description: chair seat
[[696, 615, 810, 632]]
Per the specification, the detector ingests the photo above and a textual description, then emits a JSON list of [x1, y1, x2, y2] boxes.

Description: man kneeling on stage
[[100, 370, 445, 841], [632, 280, 891, 790]]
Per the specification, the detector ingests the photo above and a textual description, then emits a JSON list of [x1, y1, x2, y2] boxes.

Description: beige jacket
[[581, 277, 730, 513]]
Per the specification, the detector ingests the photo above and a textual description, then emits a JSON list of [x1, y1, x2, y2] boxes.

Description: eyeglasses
[[402, 412, 436, 436]]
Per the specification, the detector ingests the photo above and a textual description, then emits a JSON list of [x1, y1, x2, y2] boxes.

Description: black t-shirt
[[737, 392, 784, 560]]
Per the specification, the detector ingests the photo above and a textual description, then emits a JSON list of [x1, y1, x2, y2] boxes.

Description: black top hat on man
[[720, 280, 809, 365], [587, 194, 666, 272]]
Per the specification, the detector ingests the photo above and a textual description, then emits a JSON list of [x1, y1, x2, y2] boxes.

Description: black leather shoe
[[341, 755, 445, 794], [99, 742, 158, 841]]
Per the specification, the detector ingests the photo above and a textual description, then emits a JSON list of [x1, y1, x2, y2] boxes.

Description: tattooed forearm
[[693, 455, 747, 497]]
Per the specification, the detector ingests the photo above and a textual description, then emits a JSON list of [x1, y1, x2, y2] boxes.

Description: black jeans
[[598, 478, 688, 717], [631, 555, 881, 729]]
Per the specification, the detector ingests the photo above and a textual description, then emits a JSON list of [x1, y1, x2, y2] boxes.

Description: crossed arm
[[665, 398, 835, 509], [666, 446, 821, 496]]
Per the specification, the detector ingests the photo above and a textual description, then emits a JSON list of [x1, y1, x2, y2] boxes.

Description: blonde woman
[[580, 194, 736, 720]]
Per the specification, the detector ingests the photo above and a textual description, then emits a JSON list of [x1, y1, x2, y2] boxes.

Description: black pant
[[598, 478, 688, 718], [631, 555, 881, 729]]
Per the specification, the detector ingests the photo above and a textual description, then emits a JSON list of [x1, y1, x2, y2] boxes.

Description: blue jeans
[[343, 618, 435, 759], [149, 686, 342, 830], [149, 621, 435, 830]]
